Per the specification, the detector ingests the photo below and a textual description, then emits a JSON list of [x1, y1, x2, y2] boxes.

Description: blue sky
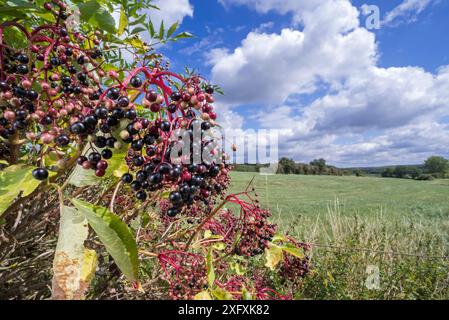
[[149, 0, 449, 167]]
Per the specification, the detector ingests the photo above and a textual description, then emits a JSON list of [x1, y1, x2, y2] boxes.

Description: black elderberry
[[131, 181, 142, 192], [56, 134, 70, 147], [117, 96, 129, 108], [17, 64, 29, 74], [95, 107, 109, 119], [160, 121, 171, 132], [131, 139, 144, 151], [77, 156, 88, 165], [125, 109, 137, 120], [70, 122, 86, 135], [106, 116, 119, 127], [112, 108, 125, 119], [101, 148, 113, 160], [88, 152, 102, 164], [130, 76, 142, 88], [17, 54, 29, 64], [136, 170, 148, 183], [73, 86, 81, 94], [95, 136, 107, 148], [77, 55, 85, 65], [209, 165, 220, 177], [158, 163, 172, 175], [146, 90, 158, 102], [32, 168, 49, 181], [83, 115, 98, 128], [201, 122, 211, 131], [205, 85, 214, 94], [15, 109, 28, 120], [100, 124, 111, 133], [133, 155, 145, 167], [143, 134, 155, 145], [169, 167, 181, 179], [170, 91, 181, 101], [77, 73, 87, 81], [50, 57, 61, 66], [121, 173, 133, 184], [167, 103, 177, 113], [126, 123, 139, 135], [60, 28, 68, 37], [136, 191, 147, 201], [169, 192, 183, 205], [148, 172, 162, 185], [167, 207, 179, 217], [107, 87, 120, 100], [106, 137, 116, 148]]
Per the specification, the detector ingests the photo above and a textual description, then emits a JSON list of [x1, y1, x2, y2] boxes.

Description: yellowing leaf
[[194, 291, 212, 300], [52, 206, 95, 300], [206, 248, 215, 288], [280, 244, 305, 259], [230, 261, 246, 276], [211, 287, 233, 300], [0, 165, 53, 217], [265, 244, 283, 271], [81, 249, 98, 284], [124, 38, 148, 50], [113, 163, 129, 178], [117, 7, 128, 36]]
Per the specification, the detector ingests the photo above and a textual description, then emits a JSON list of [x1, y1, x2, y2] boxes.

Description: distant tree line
[[233, 158, 352, 176], [276, 158, 352, 176], [381, 156, 449, 180], [233, 155, 449, 180]]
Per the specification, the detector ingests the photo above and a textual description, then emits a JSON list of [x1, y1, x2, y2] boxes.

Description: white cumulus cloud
[[210, 0, 449, 166]]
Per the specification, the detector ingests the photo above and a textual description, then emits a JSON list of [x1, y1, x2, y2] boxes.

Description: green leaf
[[167, 22, 178, 38], [78, 0, 100, 22], [52, 206, 97, 300], [148, 19, 155, 38], [94, 7, 116, 34], [173, 32, 193, 40], [2, 0, 37, 11], [230, 261, 246, 276], [129, 14, 147, 26], [130, 27, 146, 35], [35, 11, 56, 23], [71, 199, 139, 282], [242, 287, 254, 300], [158, 20, 165, 40], [206, 248, 215, 288], [117, 7, 128, 36], [67, 146, 100, 187], [0, 165, 47, 217]]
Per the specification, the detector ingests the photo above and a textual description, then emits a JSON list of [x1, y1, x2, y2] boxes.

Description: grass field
[[229, 172, 449, 239], [228, 172, 449, 299]]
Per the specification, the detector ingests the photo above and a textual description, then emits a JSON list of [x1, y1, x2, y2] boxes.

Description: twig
[[109, 181, 122, 213]]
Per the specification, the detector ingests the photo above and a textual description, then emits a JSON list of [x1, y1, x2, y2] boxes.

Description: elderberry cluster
[[0, 2, 107, 179], [158, 251, 207, 300], [206, 206, 276, 257]]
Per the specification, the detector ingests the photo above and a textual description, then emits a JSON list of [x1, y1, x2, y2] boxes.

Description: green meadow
[[228, 172, 449, 299]]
